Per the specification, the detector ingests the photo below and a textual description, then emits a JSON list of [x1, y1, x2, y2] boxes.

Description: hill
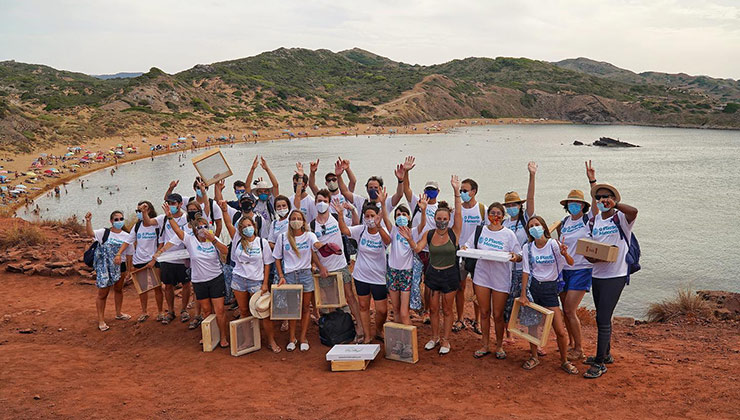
[[0, 50, 739, 152], [92, 72, 143, 80]]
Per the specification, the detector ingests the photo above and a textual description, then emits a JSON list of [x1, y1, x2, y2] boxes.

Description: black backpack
[[188, 196, 215, 224], [134, 221, 160, 243], [319, 309, 356, 346], [310, 213, 356, 264], [463, 225, 485, 275], [83, 228, 110, 267]]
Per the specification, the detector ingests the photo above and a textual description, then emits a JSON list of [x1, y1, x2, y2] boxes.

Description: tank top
[[429, 234, 457, 268]]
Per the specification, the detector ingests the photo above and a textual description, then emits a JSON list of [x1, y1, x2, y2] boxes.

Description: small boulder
[[573, 140, 584, 146], [6, 263, 24, 273]]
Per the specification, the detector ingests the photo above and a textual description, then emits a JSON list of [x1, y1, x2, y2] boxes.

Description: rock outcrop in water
[[573, 137, 639, 147]]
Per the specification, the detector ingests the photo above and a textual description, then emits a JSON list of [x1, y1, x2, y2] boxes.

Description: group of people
[[86, 154, 637, 379]]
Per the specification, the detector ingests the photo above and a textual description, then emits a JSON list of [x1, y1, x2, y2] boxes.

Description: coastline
[[1, 117, 567, 217]]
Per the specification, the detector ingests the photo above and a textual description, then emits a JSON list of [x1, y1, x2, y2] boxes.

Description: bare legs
[[388, 290, 411, 325], [528, 307, 569, 365], [560, 290, 587, 357], [96, 286, 111, 329], [200, 297, 228, 346], [139, 286, 164, 319], [343, 281, 364, 336], [290, 291, 314, 345], [429, 290, 456, 349]]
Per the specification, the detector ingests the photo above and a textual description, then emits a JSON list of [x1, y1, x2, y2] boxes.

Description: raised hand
[[339, 157, 350, 171], [527, 161, 538, 175], [168, 180, 179, 190], [85, 212, 92, 221], [162, 203, 172, 217], [604, 196, 617, 208], [215, 179, 225, 192], [295, 162, 304, 177], [394, 164, 405, 181], [334, 159, 344, 176], [403, 156, 416, 172], [259, 156, 269, 170], [341, 201, 355, 212], [585, 160, 595, 182], [251, 155, 260, 170], [330, 199, 344, 213], [139, 202, 149, 214], [398, 226, 412, 241], [558, 241, 569, 256], [203, 229, 217, 242], [378, 186, 388, 203], [418, 194, 428, 212], [450, 174, 461, 192], [217, 200, 228, 212], [309, 159, 320, 174]]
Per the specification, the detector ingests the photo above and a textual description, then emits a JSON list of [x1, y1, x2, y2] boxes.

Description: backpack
[[426, 228, 458, 255], [310, 213, 356, 264], [227, 236, 264, 267], [233, 212, 263, 233], [463, 225, 485, 275], [319, 309, 356, 346], [589, 213, 641, 277], [188, 196, 215, 224], [559, 212, 590, 237], [134, 221, 160, 244], [83, 228, 110, 267]]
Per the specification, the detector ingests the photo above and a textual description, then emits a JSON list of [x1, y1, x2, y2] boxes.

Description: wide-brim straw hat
[[249, 290, 271, 319], [590, 183, 621, 203], [504, 191, 525, 204], [560, 189, 590, 206]]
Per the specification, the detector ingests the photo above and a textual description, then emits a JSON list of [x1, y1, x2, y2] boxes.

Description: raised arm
[[341, 157, 357, 193], [219, 200, 236, 239], [164, 180, 178, 201], [585, 160, 598, 217], [162, 203, 185, 240], [335, 159, 354, 202], [451, 175, 463, 241], [261, 157, 279, 196], [245, 155, 259, 194], [614, 201, 638, 224], [402, 156, 416, 203], [391, 164, 405, 207], [293, 162, 305, 210], [140, 203, 157, 227], [378, 187, 394, 233], [84, 212, 94, 237], [415, 194, 428, 235], [375, 208, 391, 246], [526, 161, 537, 218], [308, 159, 319, 195], [213, 179, 225, 203], [203, 229, 228, 254], [331, 201, 352, 236]]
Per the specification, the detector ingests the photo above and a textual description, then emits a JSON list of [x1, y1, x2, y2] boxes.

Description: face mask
[[277, 208, 289, 218], [460, 191, 471, 203], [395, 215, 409, 227], [529, 225, 545, 239], [597, 202, 610, 213], [196, 227, 207, 237], [364, 218, 376, 228], [242, 226, 255, 237], [195, 190, 203, 198], [187, 210, 198, 221], [235, 191, 244, 200], [289, 220, 304, 230], [568, 203, 583, 215], [425, 189, 439, 200], [258, 193, 268, 201], [112, 221, 125, 230], [241, 202, 254, 213], [488, 214, 502, 225], [169, 205, 179, 214], [136, 212, 143, 221], [316, 201, 330, 214], [368, 189, 379, 200], [506, 206, 520, 218], [435, 220, 448, 230], [326, 181, 339, 192]]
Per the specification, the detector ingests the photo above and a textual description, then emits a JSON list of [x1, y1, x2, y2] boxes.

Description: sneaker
[[583, 363, 607, 379], [584, 354, 614, 365]]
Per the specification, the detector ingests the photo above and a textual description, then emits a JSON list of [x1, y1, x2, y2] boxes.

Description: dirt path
[[1, 267, 738, 419]]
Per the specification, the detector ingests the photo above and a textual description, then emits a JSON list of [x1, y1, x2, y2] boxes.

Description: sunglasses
[[320, 224, 327, 236], [112, 218, 124, 222], [195, 225, 207, 230], [135, 210, 142, 214], [460, 189, 469, 193], [326, 178, 338, 183], [594, 194, 614, 200], [424, 187, 438, 191]]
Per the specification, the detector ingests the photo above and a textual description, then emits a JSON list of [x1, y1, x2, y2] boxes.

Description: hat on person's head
[[166, 193, 183, 203], [423, 180, 439, 190], [239, 194, 256, 205], [504, 191, 525, 204], [560, 189, 590, 206], [591, 183, 621, 203], [254, 180, 271, 190], [318, 242, 342, 258], [249, 290, 271, 319]]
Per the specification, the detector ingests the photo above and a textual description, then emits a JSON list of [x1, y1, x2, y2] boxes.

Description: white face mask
[[326, 181, 339, 191], [316, 201, 330, 214], [289, 220, 304, 230], [277, 208, 289, 218]]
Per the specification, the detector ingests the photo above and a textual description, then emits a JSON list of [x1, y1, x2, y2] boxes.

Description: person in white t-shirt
[[307, 157, 359, 226], [582, 167, 638, 379], [272, 209, 326, 352], [163, 177, 224, 237], [220, 201, 280, 353], [114, 201, 164, 323], [85, 210, 133, 332], [502, 161, 537, 342], [245, 155, 280, 237], [335, 193, 391, 344], [462, 202, 522, 360], [290, 163, 316, 224], [519, 215, 578, 375], [267, 195, 292, 249], [456, 178, 487, 335], [555, 188, 593, 362], [151, 208, 230, 349], [335, 158, 405, 226]]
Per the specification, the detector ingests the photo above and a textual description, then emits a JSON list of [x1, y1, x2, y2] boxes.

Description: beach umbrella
[[70, 164, 80, 168], [16, 184, 27, 189], [0, 170, 7, 174], [117, 144, 123, 147], [178, 137, 186, 141], [44, 169, 53, 174], [65, 152, 74, 156], [25, 172, 36, 176], [0, 175, 6, 180]]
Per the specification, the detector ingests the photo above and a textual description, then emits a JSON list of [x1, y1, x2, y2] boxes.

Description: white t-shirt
[[171, 233, 223, 283], [388, 225, 414, 271], [459, 202, 486, 249], [156, 214, 189, 264], [252, 194, 276, 238], [94, 228, 132, 256], [522, 239, 566, 282], [503, 213, 529, 271], [312, 214, 347, 272], [349, 225, 388, 285], [232, 236, 274, 281], [560, 215, 593, 270], [290, 193, 316, 224], [591, 211, 635, 279], [268, 218, 290, 245], [272, 231, 319, 273], [352, 193, 393, 226], [126, 221, 162, 265], [465, 226, 521, 289]]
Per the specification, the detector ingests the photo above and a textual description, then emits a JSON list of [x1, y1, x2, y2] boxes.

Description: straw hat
[[560, 189, 590, 206], [249, 290, 271, 319], [504, 191, 525, 204], [590, 183, 621, 203]]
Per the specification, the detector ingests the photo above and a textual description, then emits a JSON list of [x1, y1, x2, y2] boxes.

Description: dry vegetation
[[39, 216, 87, 236], [647, 287, 713, 322], [0, 223, 46, 250]]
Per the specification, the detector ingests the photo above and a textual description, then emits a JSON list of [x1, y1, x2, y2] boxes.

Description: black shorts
[[424, 265, 460, 294], [418, 251, 430, 273], [133, 262, 160, 269], [193, 274, 226, 300], [120, 263, 127, 273], [529, 277, 560, 308], [354, 279, 388, 301], [159, 262, 190, 286]]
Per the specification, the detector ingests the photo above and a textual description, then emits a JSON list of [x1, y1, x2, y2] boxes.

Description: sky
[[0, 0, 738, 79]]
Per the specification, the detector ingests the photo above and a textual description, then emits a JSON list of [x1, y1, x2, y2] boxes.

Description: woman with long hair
[[387, 204, 416, 325]]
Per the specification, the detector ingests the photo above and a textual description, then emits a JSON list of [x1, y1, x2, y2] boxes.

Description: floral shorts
[[386, 267, 412, 292]]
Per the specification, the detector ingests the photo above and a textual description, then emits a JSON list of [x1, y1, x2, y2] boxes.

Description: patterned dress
[[94, 239, 123, 289]]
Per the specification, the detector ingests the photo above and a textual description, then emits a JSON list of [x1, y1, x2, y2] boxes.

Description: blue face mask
[[113, 221, 125, 230], [425, 189, 439, 199], [368, 189, 379, 200], [529, 225, 544, 239], [242, 226, 255, 237], [195, 190, 203, 198], [568, 203, 583, 216], [597, 202, 610, 213], [460, 191, 471, 203], [258, 193, 269, 201], [136, 212, 143, 221], [395, 215, 409, 227], [235, 191, 244, 200], [506, 206, 520, 218], [169, 205, 179, 214]]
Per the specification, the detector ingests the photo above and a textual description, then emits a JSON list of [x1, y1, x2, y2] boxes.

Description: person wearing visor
[[245, 156, 279, 237]]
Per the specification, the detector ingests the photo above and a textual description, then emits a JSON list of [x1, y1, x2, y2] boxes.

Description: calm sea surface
[[22, 124, 740, 317]]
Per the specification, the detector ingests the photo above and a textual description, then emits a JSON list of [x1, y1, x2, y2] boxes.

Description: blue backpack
[[83, 228, 110, 267], [589, 213, 641, 276]]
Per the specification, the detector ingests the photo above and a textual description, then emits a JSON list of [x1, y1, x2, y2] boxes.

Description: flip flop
[[495, 349, 507, 360], [137, 314, 149, 323], [98, 324, 110, 332], [474, 349, 491, 359], [268, 344, 282, 354], [219, 342, 229, 349], [115, 313, 131, 320]]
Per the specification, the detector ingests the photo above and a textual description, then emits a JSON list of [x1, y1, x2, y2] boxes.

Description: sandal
[[422, 313, 431, 325], [472, 321, 482, 335], [353, 333, 365, 344], [219, 341, 229, 349], [156, 313, 165, 322], [98, 324, 110, 332], [115, 313, 131, 321], [584, 354, 614, 365], [180, 310, 190, 323], [537, 348, 547, 357], [583, 363, 607, 379], [286, 340, 298, 352], [280, 321, 289, 332], [522, 357, 540, 370], [452, 320, 466, 333], [137, 314, 149, 323], [188, 315, 203, 330], [161, 311, 175, 325], [268, 344, 282, 354], [561, 361, 579, 375], [567, 349, 585, 361], [495, 349, 507, 360], [474, 349, 491, 359]]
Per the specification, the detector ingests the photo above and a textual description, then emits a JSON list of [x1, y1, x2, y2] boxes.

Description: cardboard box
[[575, 238, 619, 262], [326, 344, 380, 371]]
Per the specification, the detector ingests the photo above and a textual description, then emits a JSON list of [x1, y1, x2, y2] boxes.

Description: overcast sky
[[1, 0, 738, 79]]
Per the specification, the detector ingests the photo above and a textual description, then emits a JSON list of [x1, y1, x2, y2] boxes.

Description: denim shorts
[[386, 267, 412, 292], [563, 268, 593, 292], [529, 277, 560, 308], [284, 268, 314, 293], [231, 273, 263, 294]]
